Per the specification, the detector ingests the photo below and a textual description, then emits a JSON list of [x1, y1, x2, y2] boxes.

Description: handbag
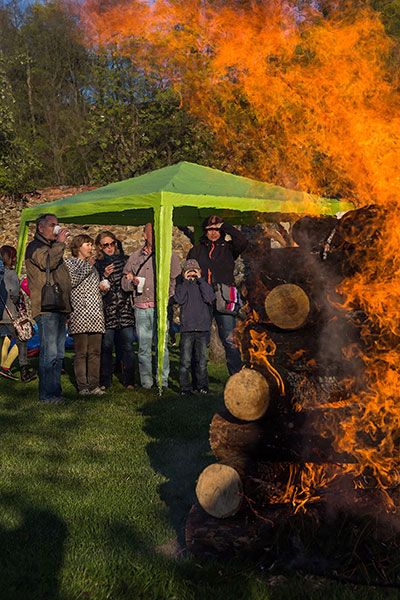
[[41, 255, 66, 312], [0, 290, 34, 342], [214, 283, 242, 316]]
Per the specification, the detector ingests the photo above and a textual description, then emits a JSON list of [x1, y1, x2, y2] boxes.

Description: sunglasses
[[102, 241, 116, 248]]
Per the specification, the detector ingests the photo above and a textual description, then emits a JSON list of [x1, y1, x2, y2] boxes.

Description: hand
[[206, 221, 223, 230], [56, 228, 70, 243], [184, 270, 200, 280], [104, 263, 114, 276], [87, 255, 96, 266], [99, 283, 109, 291]]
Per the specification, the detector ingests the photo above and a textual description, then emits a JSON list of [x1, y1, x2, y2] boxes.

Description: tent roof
[[19, 161, 353, 227], [17, 161, 354, 390]]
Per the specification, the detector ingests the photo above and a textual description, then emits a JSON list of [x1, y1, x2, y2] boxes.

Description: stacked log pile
[[185, 209, 389, 559]]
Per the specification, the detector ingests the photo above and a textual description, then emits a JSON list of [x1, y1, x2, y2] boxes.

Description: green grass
[[0, 345, 398, 599]]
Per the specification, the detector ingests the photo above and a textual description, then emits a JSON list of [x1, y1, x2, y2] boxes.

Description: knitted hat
[[182, 258, 200, 273]]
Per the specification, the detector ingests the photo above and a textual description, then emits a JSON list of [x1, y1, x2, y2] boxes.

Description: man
[[122, 223, 181, 390], [187, 215, 248, 375], [25, 213, 72, 405]]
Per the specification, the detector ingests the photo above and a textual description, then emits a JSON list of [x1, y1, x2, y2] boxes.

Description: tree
[[0, 55, 38, 194]]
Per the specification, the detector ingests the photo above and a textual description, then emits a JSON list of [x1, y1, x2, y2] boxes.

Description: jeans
[[100, 327, 135, 388], [134, 307, 169, 388], [35, 313, 68, 402], [73, 333, 102, 391], [214, 310, 243, 375], [179, 331, 208, 392]]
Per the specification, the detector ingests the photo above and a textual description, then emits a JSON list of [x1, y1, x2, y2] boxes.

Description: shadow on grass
[[0, 494, 67, 600], [138, 343, 228, 549]]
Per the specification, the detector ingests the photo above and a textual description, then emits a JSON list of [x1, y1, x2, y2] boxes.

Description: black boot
[[20, 365, 37, 383]]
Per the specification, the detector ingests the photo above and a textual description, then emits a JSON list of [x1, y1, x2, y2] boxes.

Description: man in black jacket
[[187, 216, 248, 375]]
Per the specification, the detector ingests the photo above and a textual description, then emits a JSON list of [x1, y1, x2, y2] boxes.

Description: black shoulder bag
[[41, 254, 66, 312]]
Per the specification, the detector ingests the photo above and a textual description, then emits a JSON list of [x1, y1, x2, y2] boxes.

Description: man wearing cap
[[174, 258, 215, 395], [25, 213, 72, 405], [122, 223, 181, 390], [187, 215, 248, 375]]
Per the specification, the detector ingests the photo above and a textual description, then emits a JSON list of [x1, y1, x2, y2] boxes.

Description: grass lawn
[[0, 343, 398, 599]]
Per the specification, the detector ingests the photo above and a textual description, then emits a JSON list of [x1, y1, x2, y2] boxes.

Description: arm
[[221, 222, 248, 259], [30, 242, 66, 271], [5, 270, 20, 304], [173, 280, 189, 305], [65, 258, 93, 289], [197, 278, 216, 303], [0, 256, 4, 283], [122, 254, 138, 292]]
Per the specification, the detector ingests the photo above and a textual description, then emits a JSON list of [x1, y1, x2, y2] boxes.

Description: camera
[[187, 270, 199, 281]]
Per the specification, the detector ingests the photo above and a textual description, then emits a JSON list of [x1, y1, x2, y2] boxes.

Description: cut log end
[[195, 463, 243, 518], [224, 368, 270, 421], [265, 283, 310, 330]]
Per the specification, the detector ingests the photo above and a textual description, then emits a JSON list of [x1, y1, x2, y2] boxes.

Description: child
[[174, 259, 215, 395]]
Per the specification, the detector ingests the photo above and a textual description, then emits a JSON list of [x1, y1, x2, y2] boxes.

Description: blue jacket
[[174, 277, 215, 332]]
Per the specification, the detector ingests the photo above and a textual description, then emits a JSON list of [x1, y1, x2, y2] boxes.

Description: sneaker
[[20, 366, 37, 383], [198, 388, 209, 395], [125, 385, 135, 390], [79, 389, 91, 396], [0, 366, 18, 381], [180, 390, 194, 396], [90, 387, 106, 395]]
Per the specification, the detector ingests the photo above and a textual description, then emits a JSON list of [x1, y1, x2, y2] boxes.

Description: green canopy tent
[[16, 161, 353, 389]]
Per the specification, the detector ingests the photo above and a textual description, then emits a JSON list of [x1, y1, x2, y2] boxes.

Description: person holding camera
[[174, 259, 215, 395]]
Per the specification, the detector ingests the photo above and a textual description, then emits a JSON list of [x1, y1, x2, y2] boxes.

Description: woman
[[65, 234, 105, 396], [94, 231, 135, 390], [187, 215, 248, 375], [0, 245, 36, 382]]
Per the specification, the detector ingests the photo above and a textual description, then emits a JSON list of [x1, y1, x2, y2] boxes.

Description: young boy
[[174, 259, 215, 395]]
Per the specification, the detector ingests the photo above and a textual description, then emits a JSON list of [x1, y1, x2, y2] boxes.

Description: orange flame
[[76, 0, 400, 506]]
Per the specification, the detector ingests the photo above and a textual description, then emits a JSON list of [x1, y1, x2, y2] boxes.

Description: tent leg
[[154, 203, 173, 392], [16, 221, 30, 276]]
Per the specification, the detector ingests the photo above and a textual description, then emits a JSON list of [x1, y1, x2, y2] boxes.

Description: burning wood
[[264, 284, 311, 330]]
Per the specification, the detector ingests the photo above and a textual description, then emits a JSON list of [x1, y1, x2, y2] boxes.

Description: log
[[195, 463, 243, 518], [292, 215, 337, 252], [185, 502, 282, 558], [240, 323, 364, 384], [264, 284, 311, 330], [209, 410, 356, 464], [224, 368, 271, 421], [209, 410, 264, 462]]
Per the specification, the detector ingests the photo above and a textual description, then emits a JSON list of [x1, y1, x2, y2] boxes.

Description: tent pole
[[154, 201, 174, 393], [16, 221, 30, 276]]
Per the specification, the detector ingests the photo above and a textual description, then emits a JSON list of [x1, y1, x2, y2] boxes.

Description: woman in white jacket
[[65, 235, 106, 396]]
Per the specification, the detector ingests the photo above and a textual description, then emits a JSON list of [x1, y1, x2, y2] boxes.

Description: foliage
[[81, 49, 214, 184], [0, 1, 214, 192], [0, 55, 39, 194]]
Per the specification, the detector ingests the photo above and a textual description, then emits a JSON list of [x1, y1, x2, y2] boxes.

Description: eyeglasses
[[101, 241, 116, 248]]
